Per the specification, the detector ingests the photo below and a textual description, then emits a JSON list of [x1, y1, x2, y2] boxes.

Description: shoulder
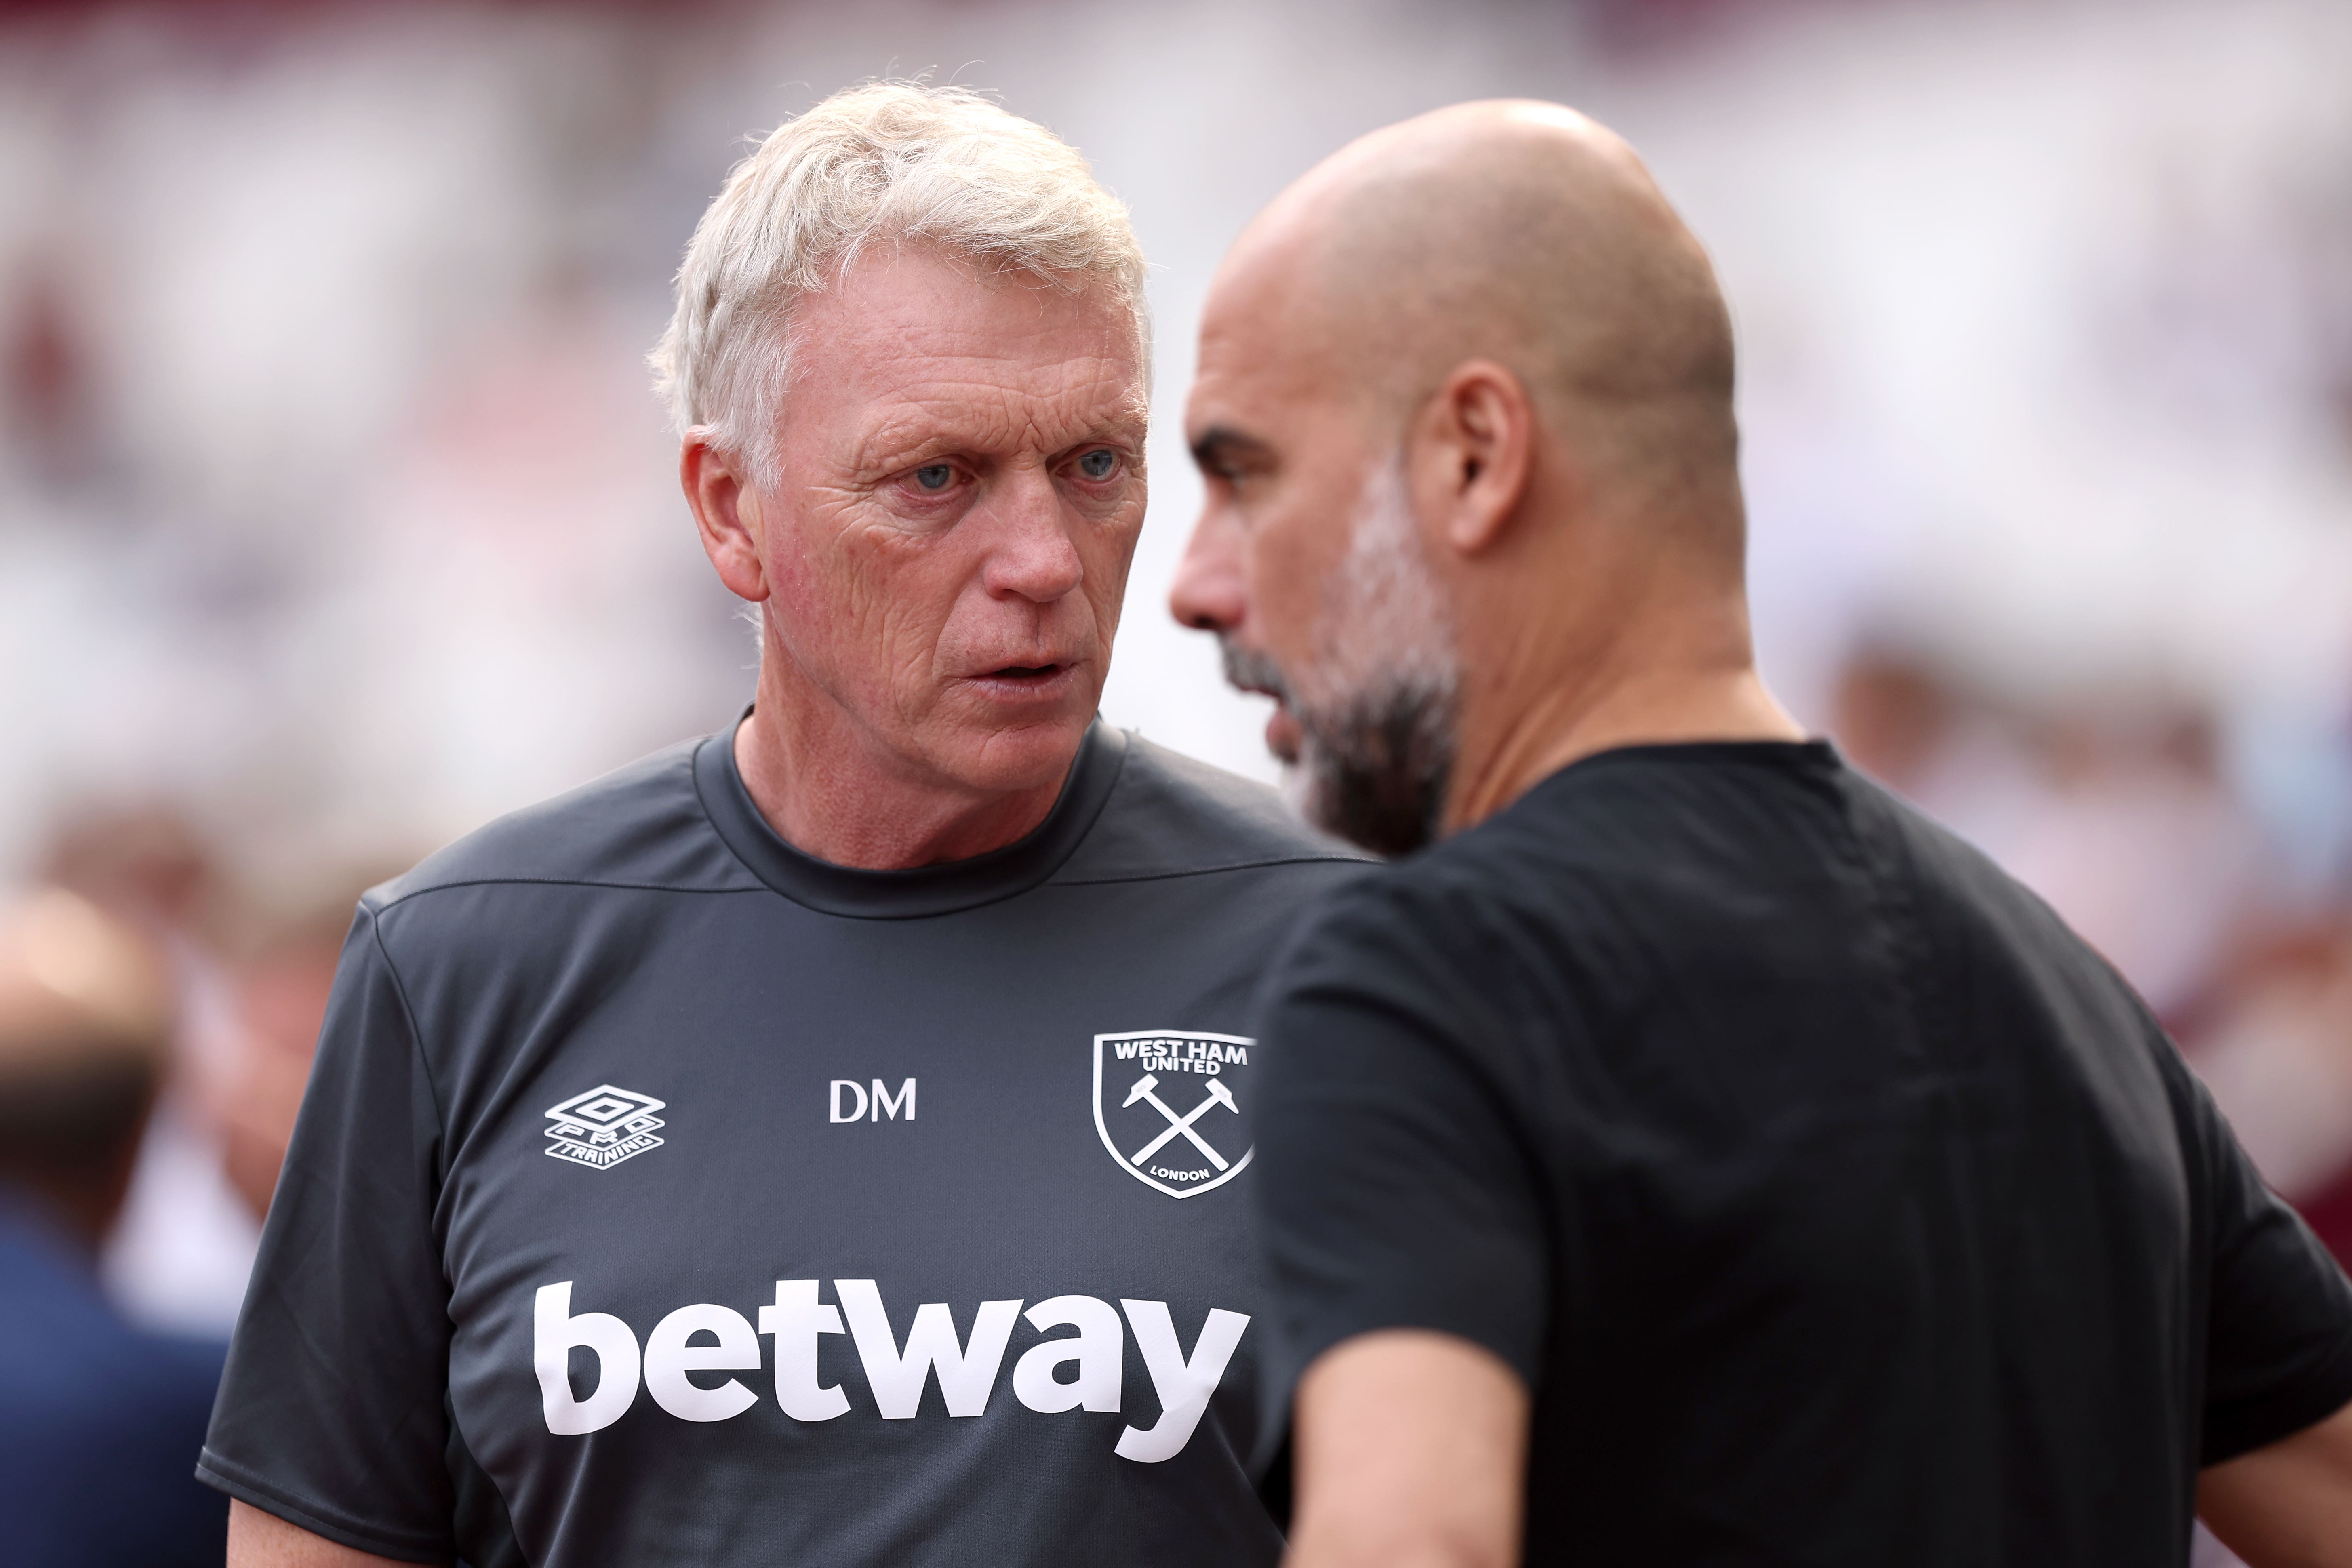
[[1260, 768, 1664, 998], [1839, 766, 2128, 977], [366, 732, 760, 921], [1276, 838, 1497, 976], [1051, 731, 1372, 886]]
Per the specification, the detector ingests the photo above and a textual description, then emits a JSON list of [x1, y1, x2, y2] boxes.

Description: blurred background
[[0, 0, 2346, 1558]]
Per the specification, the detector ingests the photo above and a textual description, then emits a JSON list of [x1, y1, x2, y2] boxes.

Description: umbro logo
[[545, 1085, 666, 1170]]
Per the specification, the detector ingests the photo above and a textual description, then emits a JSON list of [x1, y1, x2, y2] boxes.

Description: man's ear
[[681, 433, 771, 602], [1408, 359, 1537, 557]]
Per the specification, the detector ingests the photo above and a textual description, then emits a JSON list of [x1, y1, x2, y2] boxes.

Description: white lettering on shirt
[[830, 1079, 918, 1120], [760, 1280, 849, 1421], [534, 1282, 641, 1435], [1115, 1299, 1252, 1464], [530, 1280, 1246, 1461], [836, 1279, 1021, 1419], [1107, 1038, 1247, 1073], [644, 1303, 760, 1422], [1012, 1294, 1124, 1413]]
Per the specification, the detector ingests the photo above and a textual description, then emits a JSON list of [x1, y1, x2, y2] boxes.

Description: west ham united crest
[[1093, 1031, 1257, 1199], [543, 1084, 666, 1171]]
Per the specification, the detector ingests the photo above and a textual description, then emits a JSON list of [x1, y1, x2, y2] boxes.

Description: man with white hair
[[201, 82, 1362, 1567]]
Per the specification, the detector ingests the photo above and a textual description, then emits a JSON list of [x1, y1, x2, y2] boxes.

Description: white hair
[[650, 81, 1148, 480]]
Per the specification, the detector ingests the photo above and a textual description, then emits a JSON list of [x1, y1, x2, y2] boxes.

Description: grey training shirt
[[200, 720, 1367, 1566]]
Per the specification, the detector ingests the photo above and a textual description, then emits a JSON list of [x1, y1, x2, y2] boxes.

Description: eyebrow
[[1189, 425, 1276, 477]]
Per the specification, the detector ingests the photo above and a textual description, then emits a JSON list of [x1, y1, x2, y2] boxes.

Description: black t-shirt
[[1255, 740, 2352, 1564], [199, 720, 1367, 1566]]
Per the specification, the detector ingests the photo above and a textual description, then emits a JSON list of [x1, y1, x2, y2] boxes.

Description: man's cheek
[[1081, 522, 1142, 639], [1087, 579, 1125, 647], [1249, 522, 1326, 665], [851, 591, 937, 706], [833, 521, 939, 641], [764, 492, 870, 620]]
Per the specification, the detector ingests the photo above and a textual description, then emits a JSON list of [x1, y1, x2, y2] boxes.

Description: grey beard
[[1215, 633, 1457, 857], [1218, 638, 1289, 710], [1214, 452, 1460, 857], [1295, 672, 1457, 858]]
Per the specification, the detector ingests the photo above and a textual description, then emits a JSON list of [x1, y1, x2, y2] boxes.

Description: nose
[[1169, 504, 1244, 635], [980, 468, 1084, 604]]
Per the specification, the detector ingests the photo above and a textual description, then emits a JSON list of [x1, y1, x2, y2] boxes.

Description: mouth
[[1227, 680, 1304, 765], [966, 660, 1080, 701], [1214, 635, 1300, 765]]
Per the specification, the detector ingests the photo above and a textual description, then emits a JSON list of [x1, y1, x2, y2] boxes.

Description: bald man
[[1171, 102, 2352, 1566]]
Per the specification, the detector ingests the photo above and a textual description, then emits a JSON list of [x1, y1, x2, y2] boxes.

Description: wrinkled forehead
[[786, 251, 1150, 462], [843, 333, 1148, 464]]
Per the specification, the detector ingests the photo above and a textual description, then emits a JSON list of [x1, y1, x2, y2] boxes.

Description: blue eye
[[914, 464, 954, 492], [1077, 449, 1117, 480]]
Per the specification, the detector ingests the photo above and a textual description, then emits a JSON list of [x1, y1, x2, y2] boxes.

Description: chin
[[937, 706, 1096, 797]]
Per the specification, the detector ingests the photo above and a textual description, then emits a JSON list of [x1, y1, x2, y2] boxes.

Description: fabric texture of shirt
[[1254, 740, 2352, 1564], [0, 1196, 228, 1568], [200, 720, 1367, 1566]]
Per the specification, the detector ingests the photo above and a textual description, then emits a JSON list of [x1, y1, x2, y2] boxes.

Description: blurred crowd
[[40, 807, 403, 1328], [1, 0, 2348, 1563]]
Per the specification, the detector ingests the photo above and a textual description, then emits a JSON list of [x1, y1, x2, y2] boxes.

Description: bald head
[[1175, 100, 1794, 849], [1217, 100, 1738, 524]]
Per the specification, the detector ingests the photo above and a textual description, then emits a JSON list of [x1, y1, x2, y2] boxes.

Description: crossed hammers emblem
[[1122, 1073, 1239, 1170]]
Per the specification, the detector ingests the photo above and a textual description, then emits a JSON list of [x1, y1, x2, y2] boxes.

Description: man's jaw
[[1213, 633, 1456, 856], [1217, 635, 1302, 764], [1263, 704, 1303, 766], [1293, 677, 1458, 857]]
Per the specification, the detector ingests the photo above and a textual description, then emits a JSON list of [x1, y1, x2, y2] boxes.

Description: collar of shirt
[[693, 713, 1127, 920]]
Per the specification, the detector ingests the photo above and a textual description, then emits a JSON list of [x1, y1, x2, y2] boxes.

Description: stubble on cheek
[[1279, 457, 1463, 856], [1248, 509, 1352, 716]]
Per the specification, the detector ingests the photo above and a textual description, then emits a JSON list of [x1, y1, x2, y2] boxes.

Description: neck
[[1441, 588, 1802, 834], [735, 652, 1072, 871]]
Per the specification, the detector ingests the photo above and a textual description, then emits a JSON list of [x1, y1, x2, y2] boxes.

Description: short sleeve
[[1251, 880, 1551, 1457], [197, 905, 458, 1561], [2192, 1071, 2352, 1465]]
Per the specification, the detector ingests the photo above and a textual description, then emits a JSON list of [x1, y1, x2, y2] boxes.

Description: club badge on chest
[[1091, 1031, 1258, 1199]]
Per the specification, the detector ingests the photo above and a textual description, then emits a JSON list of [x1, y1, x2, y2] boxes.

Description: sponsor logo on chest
[[1092, 1031, 1257, 1199], [522, 1034, 1261, 1463], [533, 1279, 1247, 1464]]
